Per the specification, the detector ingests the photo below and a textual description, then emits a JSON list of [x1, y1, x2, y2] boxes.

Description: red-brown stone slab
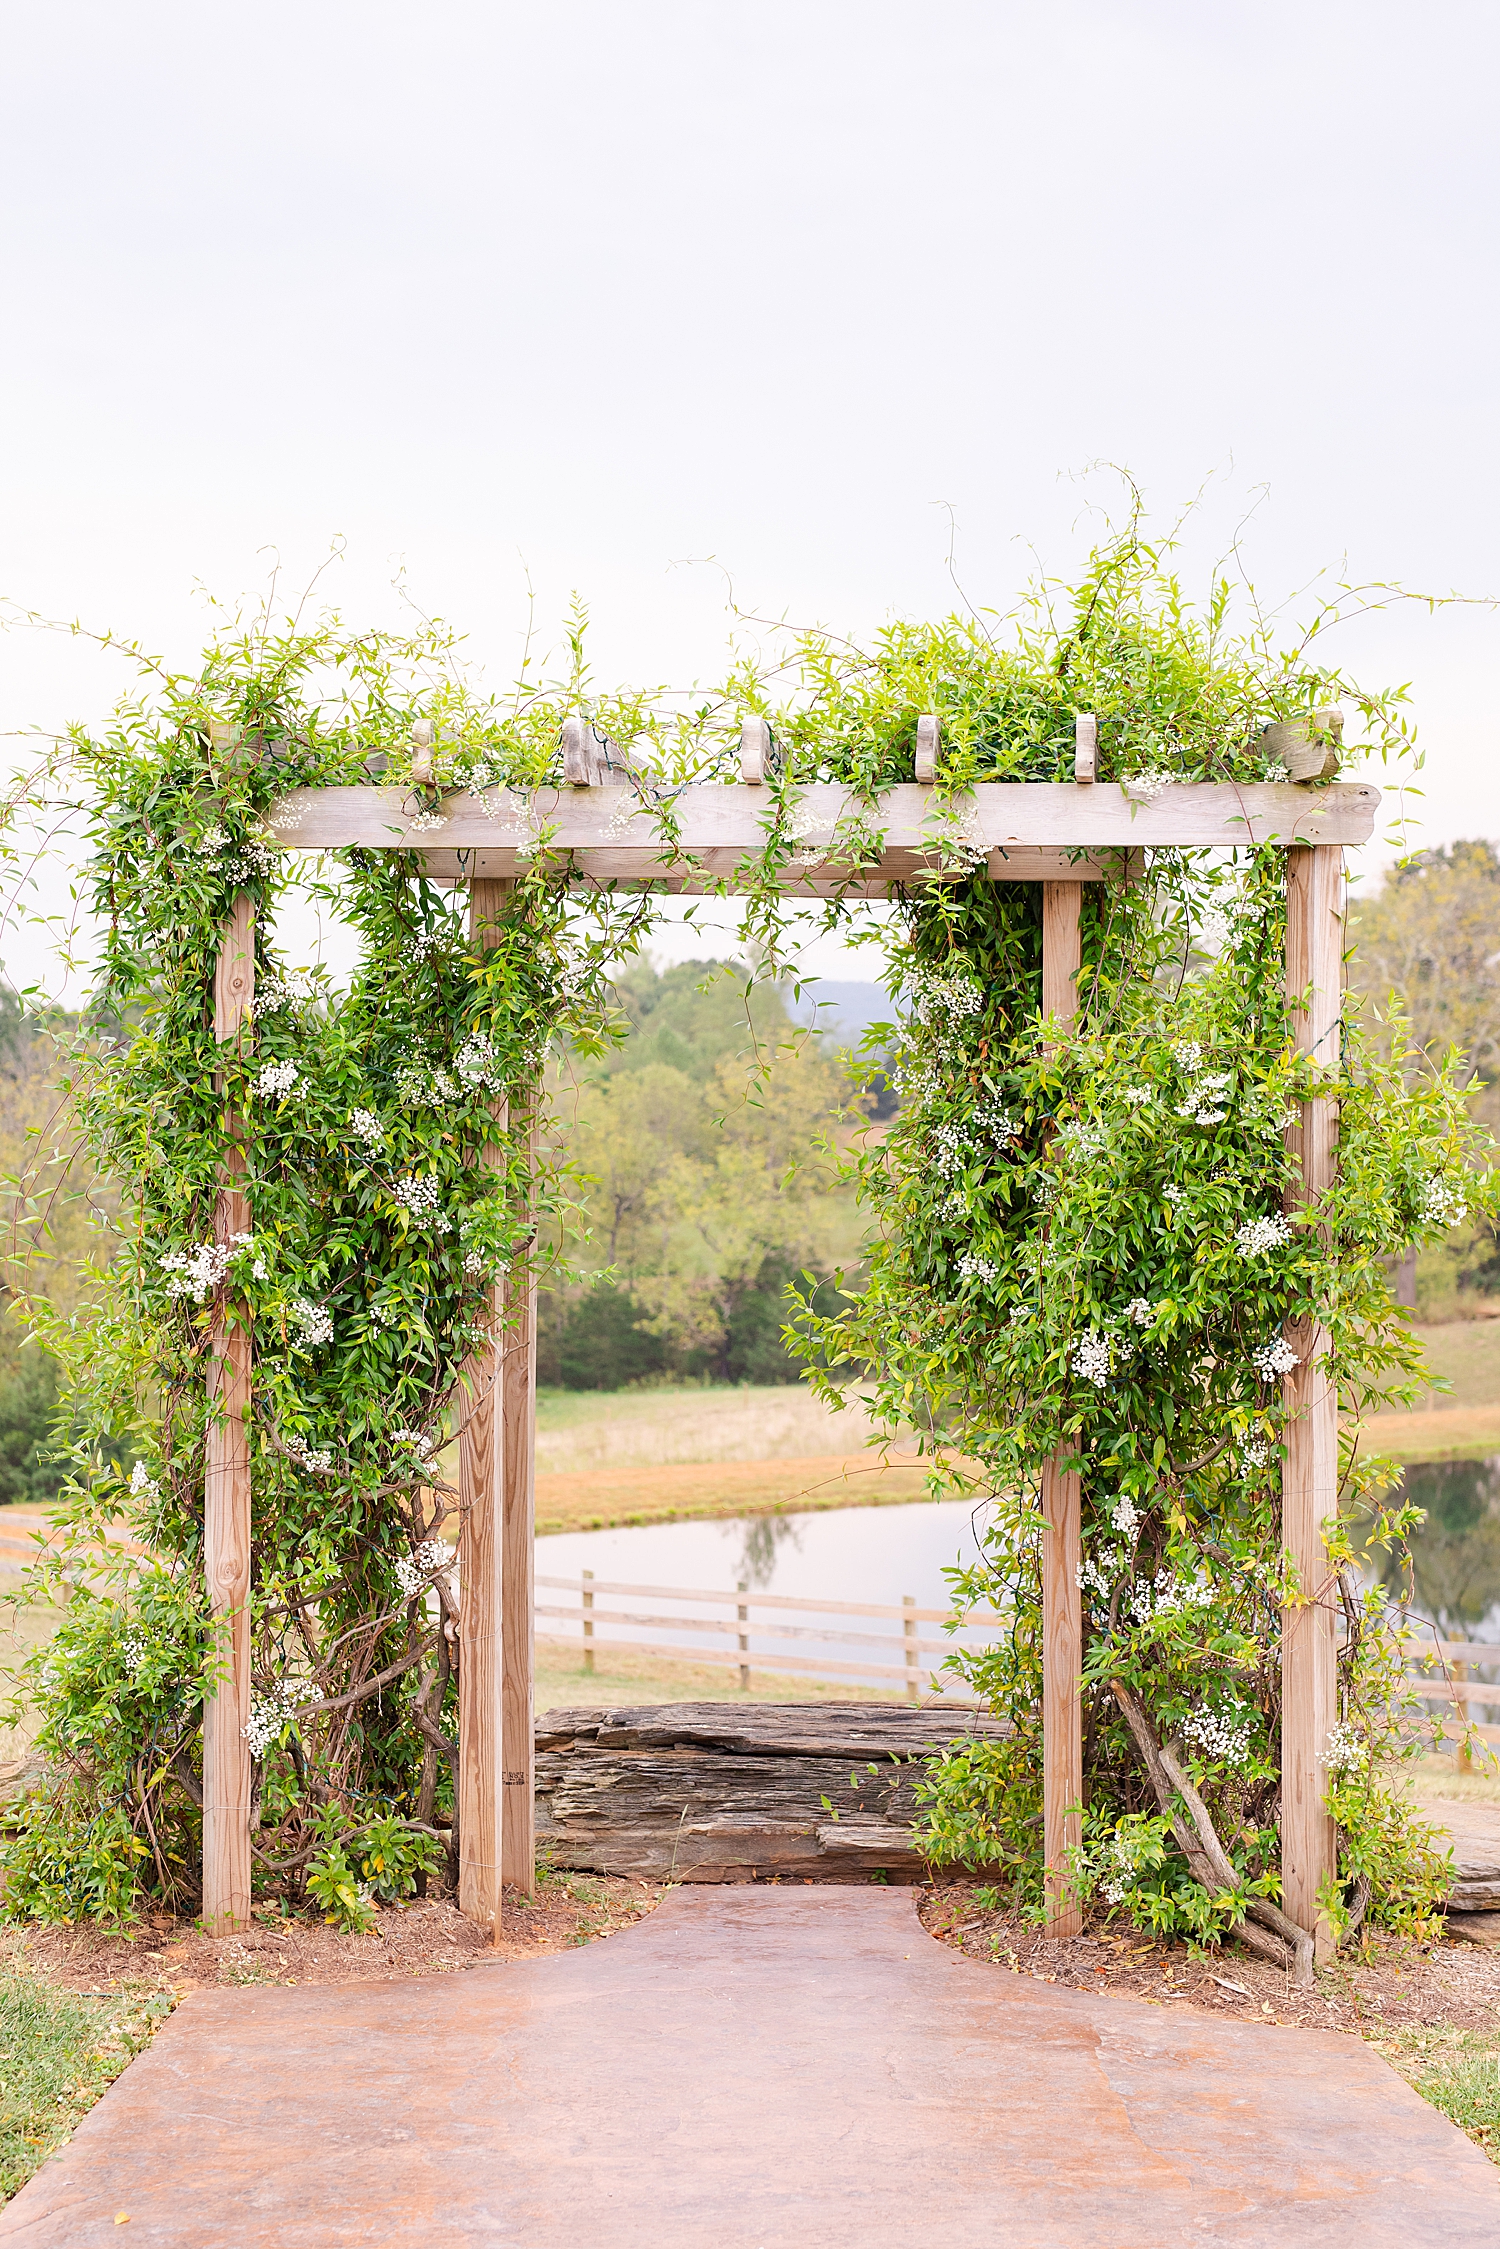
[[4, 1888, 1496, 2247]]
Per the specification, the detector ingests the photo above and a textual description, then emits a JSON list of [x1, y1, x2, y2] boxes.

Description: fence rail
[[534, 1572, 999, 1699]]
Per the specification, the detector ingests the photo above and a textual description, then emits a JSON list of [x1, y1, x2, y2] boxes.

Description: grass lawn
[[0, 1959, 169, 2203], [535, 1633, 912, 1709], [1359, 1321, 1500, 1462]]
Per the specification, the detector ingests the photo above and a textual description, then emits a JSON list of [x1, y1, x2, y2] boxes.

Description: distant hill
[[789, 979, 899, 1053]]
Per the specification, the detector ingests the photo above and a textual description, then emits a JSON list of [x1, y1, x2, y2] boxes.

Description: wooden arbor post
[[202, 891, 255, 1934], [458, 879, 539, 1937], [1041, 880, 1084, 1938], [1281, 843, 1343, 1956]]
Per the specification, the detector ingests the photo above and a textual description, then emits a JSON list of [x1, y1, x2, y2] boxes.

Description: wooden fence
[[1402, 1633, 1500, 1748], [534, 1573, 1005, 1701]]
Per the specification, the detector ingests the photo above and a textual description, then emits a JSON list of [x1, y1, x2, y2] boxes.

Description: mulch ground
[[918, 1881, 1500, 2040], [6, 1870, 664, 1997]]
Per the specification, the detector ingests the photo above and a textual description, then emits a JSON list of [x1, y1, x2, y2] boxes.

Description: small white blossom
[[910, 967, 984, 1026], [1235, 1213, 1291, 1257], [1110, 1494, 1140, 1538], [290, 1297, 334, 1348], [456, 1033, 505, 1093], [191, 824, 228, 856], [282, 1431, 334, 1474], [1253, 1336, 1299, 1382], [130, 1458, 160, 1501], [1121, 1086, 1152, 1107], [1077, 1556, 1115, 1603], [394, 1174, 442, 1217], [957, 1252, 1000, 1284], [975, 1099, 1020, 1149], [1422, 1176, 1467, 1231], [1172, 1041, 1204, 1073], [1164, 1184, 1186, 1206], [1181, 1698, 1255, 1767], [394, 1539, 452, 1601], [463, 1249, 487, 1278], [1176, 1072, 1233, 1127], [394, 1427, 435, 1461], [1124, 1297, 1154, 1328], [243, 1686, 299, 1759], [1318, 1721, 1365, 1774], [161, 1241, 233, 1304], [931, 1120, 974, 1179], [252, 969, 317, 1017], [1071, 1332, 1112, 1388], [1241, 1436, 1271, 1470], [121, 1628, 147, 1676], [256, 1059, 301, 1099], [350, 1108, 384, 1147]]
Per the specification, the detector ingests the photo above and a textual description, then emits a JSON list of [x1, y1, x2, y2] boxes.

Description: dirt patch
[[918, 1882, 1500, 2036], [6, 1869, 663, 1998]]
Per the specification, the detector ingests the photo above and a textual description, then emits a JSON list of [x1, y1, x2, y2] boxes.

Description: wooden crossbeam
[[261, 780, 1378, 891]]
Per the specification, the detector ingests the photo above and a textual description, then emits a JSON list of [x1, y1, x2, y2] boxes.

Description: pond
[[535, 1495, 1000, 1691], [535, 1456, 1500, 1692]]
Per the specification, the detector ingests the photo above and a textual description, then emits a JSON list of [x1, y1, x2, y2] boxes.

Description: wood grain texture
[[456, 878, 509, 1938], [202, 893, 254, 1935], [1041, 880, 1084, 1937], [261, 780, 1380, 886], [1281, 844, 1343, 1957], [532, 1704, 1008, 1882], [501, 1094, 538, 1893]]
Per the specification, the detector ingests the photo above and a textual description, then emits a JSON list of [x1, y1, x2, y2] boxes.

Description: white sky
[[3, 0, 1498, 990]]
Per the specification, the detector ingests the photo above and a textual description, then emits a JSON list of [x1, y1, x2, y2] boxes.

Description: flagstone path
[[3, 1887, 1498, 2247]]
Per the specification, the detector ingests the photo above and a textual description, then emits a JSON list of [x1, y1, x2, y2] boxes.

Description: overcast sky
[[3, 0, 1498, 985]]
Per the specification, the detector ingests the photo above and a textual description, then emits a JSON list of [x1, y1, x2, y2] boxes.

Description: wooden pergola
[[199, 720, 1377, 1951]]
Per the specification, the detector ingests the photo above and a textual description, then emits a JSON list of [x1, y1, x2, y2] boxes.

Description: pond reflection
[[1373, 1456, 1500, 1639], [715, 1512, 806, 1589]]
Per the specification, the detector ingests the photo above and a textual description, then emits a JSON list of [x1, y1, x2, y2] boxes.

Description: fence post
[[1041, 878, 1084, 1938], [457, 877, 509, 1937], [903, 1594, 920, 1703], [1281, 842, 1343, 1959], [737, 1581, 750, 1690], [202, 887, 255, 1935], [583, 1568, 594, 1675]]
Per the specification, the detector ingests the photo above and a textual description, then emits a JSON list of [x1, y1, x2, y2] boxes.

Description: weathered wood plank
[[202, 893, 255, 1936], [501, 1098, 538, 1894], [1041, 881, 1084, 1941], [260, 780, 1379, 882], [535, 1703, 1008, 1759], [456, 877, 509, 1939], [1281, 842, 1343, 1961]]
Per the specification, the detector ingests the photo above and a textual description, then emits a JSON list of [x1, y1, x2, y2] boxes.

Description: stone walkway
[[3, 1889, 1497, 2247]]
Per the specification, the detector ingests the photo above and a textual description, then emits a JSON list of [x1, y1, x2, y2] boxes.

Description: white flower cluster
[[1235, 1213, 1291, 1257], [1124, 1297, 1154, 1328], [394, 1539, 452, 1600], [957, 1252, 999, 1284], [130, 1458, 160, 1501], [1110, 1494, 1140, 1537], [891, 1055, 940, 1109], [1177, 1073, 1232, 1127], [1122, 770, 1170, 804], [1057, 1119, 1109, 1158], [291, 1298, 334, 1348], [1181, 1698, 1255, 1767], [121, 1628, 147, 1677], [161, 1232, 263, 1303], [1172, 1041, 1204, 1072], [911, 968, 984, 1026], [1241, 1436, 1271, 1470], [975, 1099, 1020, 1149], [243, 1687, 299, 1759], [393, 1175, 453, 1232], [1422, 1175, 1467, 1231], [252, 968, 318, 1017], [462, 1249, 488, 1279], [1318, 1721, 1365, 1774], [1253, 1336, 1299, 1382], [396, 1060, 458, 1105], [456, 1033, 505, 1092], [405, 809, 449, 834], [192, 824, 228, 856], [226, 838, 276, 885], [1164, 1184, 1186, 1205], [350, 1108, 384, 1147], [395, 1427, 435, 1461], [930, 1120, 973, 1180], [283, 1431, 334, 1474], [1071, 1332, 1112, 1388], [256, 1059, 301, 1099], [1077, 1556, 1115, 1604], [1121, 1086, 1153, 1107], [1129, 1570, 1215, 1626]]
